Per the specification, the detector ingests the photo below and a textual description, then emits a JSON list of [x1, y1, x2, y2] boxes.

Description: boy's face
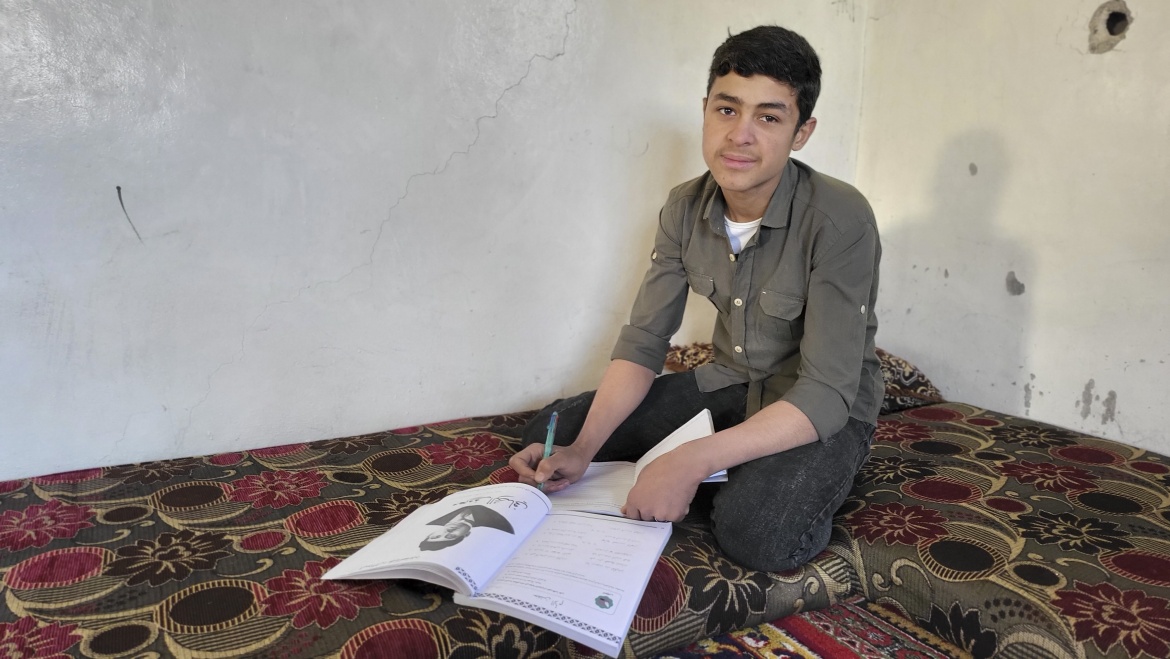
[[702, 73, 816, 210]]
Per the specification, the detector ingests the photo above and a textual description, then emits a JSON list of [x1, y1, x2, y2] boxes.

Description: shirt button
[[729, 254, 736, 262], [734, 345, 743, 353], [734, 298, 743, 307], [652, 251, 657, 260], [861, 304, 866, 314]]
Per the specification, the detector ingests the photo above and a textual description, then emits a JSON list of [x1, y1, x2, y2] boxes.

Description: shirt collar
[[703, 159, 799, 232]]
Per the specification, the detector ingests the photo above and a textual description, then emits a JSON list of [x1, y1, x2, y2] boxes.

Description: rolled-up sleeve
[[779, 221, 878, 439], [610, 202, 691, 372]]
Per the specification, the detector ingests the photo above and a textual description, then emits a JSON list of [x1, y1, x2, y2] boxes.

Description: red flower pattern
[[423, 434, 510, 470], [1000, 461, 1097, 493], [1052, 581, 1170, 657], [261, 557, 386, 628], [0, 499, 95, 552], [0, 618, 82, 658], [0, 480, 24, 495], [849, 502, 949, 545], [229, 470, 327, 509], [875, 420, 934, 443]]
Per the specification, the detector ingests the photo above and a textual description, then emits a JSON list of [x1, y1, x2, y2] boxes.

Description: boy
[[510, 25, 881, 572]]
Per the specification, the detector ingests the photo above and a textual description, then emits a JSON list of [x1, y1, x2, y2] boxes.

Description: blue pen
[[538, 412, 558, 492]]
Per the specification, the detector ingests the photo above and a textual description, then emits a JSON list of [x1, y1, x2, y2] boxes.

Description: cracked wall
[[0, 1, 868, 479]]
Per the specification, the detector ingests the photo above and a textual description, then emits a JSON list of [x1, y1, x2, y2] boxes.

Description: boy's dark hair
[[707, 26, 822, 128]]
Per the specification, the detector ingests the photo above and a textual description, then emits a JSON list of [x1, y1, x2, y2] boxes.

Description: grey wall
[[1, 1, 868, 480], [859, 0, 1170, 451]]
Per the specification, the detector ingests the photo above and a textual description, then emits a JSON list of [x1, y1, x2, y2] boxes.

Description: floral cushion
[[0, 413, 860, 658], [664, 343, 945, 414], [839, 402, 1170, 659], [875, 347, 945, 414], [663, 343, 717, 373]]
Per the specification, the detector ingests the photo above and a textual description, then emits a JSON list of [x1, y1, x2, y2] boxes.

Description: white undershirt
[[724, 216, 763, 254]]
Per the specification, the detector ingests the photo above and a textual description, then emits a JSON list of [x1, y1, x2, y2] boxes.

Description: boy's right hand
[[509, 443, 591, 494]]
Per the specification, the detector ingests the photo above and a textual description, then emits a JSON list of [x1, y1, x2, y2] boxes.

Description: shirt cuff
[[610, 325, 671, 373], [778, 377, 849, 441]]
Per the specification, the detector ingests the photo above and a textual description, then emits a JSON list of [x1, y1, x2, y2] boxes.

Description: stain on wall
[[1101, 390, 1118, 424], [1005, 271, 1026, 296], [1078, 379, 1095, 419]]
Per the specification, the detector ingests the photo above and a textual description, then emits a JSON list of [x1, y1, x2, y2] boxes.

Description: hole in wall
[[1106, 11, 1129, 36], [1089, 0, 1132, 54]]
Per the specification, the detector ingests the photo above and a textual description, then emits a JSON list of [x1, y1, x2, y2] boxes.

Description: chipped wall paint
[[0, 1, 869, 480], [859, 0, 1170, 453]]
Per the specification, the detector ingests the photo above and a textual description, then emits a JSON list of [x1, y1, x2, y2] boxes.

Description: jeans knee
[[712, 512, 832, 572], [521, 402, 559, 445], [521, 394, 591, 446]]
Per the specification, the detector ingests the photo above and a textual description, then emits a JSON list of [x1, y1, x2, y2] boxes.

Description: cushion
[[663, 342, 716, 373], [875, 347, 945, 414]]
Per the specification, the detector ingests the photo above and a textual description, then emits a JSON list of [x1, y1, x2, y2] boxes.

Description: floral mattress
[[1, 351, 1167, 658]]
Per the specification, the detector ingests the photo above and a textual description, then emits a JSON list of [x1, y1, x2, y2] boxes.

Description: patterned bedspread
[[0, 412, 857, 658], [845, 403, 1170, 659], [2, 375, 1167, 657]]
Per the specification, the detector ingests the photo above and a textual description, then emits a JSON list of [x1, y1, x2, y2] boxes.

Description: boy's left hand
[[622, 444, 705, 523]]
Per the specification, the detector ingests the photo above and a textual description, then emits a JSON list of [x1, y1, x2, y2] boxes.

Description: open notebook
[[322, 409, 718, 656]]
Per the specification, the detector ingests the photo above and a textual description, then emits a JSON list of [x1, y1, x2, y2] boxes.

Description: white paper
[[633, 409, 723, 482], [547, 409, 722, 516], [455, 511, 671, 657], [547, 462, 633, 515]]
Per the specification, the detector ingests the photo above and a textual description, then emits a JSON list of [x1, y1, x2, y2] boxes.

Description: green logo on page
[[594, 595, 614, 610]]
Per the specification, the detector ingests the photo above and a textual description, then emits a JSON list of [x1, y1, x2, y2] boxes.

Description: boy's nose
[[728, 118, 754, 145]]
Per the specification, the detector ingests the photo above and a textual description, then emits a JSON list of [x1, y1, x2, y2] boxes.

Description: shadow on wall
[[879, 130, 1035, 415]]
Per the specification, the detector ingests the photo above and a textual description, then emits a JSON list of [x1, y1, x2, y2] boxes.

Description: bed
[[2, 349, 1167, 658]]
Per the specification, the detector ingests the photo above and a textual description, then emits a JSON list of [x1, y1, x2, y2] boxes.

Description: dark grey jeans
[[521, 371, 874, 572]]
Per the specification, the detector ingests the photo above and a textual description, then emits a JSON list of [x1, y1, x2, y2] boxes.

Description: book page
[[455, 511, 671, 657], [633, 409, 726, 483], [323, 482, 549, 594], [546, 462, 634, 516]]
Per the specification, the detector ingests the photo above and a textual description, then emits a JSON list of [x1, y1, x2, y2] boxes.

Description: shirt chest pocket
[[687, 270, 728, 314], [757, 290, 805, 342]]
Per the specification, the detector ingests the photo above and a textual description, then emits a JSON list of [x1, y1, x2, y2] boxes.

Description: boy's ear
[[791, 117, 817, 151], [701, 96, 708, 112]]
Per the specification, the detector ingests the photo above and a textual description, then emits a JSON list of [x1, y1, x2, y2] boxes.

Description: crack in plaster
[[359, 1, 578, 284], [181, 2, 578, 443], [182, 330, 251, 448]]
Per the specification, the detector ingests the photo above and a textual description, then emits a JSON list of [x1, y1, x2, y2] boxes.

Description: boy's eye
[[717, 107, 734, 116], [761, 115, 778, 123]]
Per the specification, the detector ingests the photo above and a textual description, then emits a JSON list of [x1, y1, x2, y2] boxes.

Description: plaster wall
[[858, 1, 1170, 451], [0, 1, 868, 480]]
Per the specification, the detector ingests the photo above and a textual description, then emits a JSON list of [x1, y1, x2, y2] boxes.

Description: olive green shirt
[[611, 159, 883, 440]]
